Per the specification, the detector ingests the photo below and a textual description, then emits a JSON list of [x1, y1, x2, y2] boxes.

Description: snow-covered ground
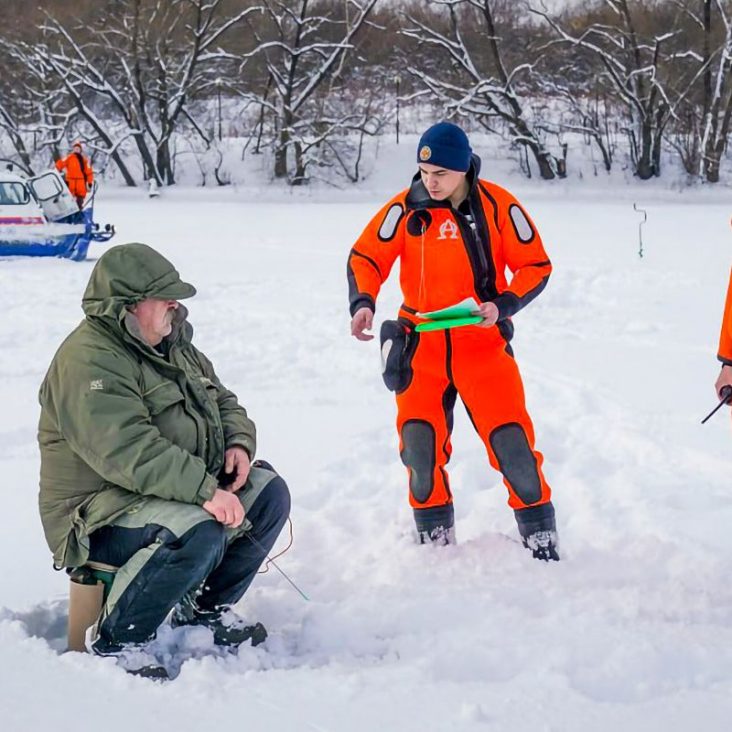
[[1, 157, 731, 731]]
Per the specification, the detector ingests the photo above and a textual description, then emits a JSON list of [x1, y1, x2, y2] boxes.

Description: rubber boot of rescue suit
[[515, 502, 560, 561], [414, 504, 456, 545]]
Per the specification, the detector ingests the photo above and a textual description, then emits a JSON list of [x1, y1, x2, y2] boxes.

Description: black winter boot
[[515, 502, 560, 561], [171, 596, 267, 647], [414, 504, 456, 545], [522, 529, 560, 561], [91, 637, 170, 680]]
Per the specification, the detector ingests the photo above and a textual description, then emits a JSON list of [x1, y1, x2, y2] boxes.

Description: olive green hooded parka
[[38, 243, 256, 568]]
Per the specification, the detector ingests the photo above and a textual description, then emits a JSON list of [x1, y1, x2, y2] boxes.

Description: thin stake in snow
[[633, 203, 647, 258], [245, 532, 310, 602]]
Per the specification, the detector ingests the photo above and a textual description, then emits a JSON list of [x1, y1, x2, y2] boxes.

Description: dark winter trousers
[[88, 465, 290, 648]]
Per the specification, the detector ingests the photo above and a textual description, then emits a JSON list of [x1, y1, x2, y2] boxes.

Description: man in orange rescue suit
[[715, 267, 732, 413], [56, 140, 94, 209], [347, 121, 558, 560]]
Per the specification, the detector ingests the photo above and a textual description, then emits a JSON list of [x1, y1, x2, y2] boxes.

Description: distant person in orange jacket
[[347, 121, 559, 560], [715, 268, 732, 410], [55, 141, 93, 209]]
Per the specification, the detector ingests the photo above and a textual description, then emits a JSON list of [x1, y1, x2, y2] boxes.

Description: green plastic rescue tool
[[415, 315, 483, 332]]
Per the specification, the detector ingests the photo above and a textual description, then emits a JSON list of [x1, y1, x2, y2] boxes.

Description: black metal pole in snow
[[701, 385, 732, 424], [633, 203, 647, 258]]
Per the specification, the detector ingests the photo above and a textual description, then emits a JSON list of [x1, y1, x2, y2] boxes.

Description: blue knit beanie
[[417, 122, 472, 172]]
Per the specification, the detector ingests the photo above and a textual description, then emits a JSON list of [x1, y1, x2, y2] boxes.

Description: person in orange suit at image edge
[[347, 121, 559, 561], [715, 267, 732, 417], [55, 140, 94, 209]]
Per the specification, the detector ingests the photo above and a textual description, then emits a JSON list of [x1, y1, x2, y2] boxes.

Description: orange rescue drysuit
[[348, 156, 553, 537], [55, 149, 93, 207], [720, 268, 732, 367]]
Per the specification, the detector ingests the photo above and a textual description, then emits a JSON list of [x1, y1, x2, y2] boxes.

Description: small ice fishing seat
[[66, 561, 118, 652]]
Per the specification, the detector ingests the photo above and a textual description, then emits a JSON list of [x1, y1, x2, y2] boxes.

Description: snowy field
[[1, 160, 731, 731]]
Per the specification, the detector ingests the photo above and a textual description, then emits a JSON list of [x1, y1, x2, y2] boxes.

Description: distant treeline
[[0, 0, 730, 185]]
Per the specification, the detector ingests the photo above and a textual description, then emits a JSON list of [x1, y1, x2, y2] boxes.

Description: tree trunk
[[635, 119, 655, 179], [704, 145, 723, 183], [535, 153, 557, 180], [703, 78, 732, 183], [703, 0, 713, 120], [82, 124, 137, 187], [512, 116, 556, 180], [4, 127, 34, 174], [594, 132, 612, 172], [274, 109, 293, 180], [109, 149, 137, 187], [703, 114, 730, 183], [274, 125, 289, 179], [157, 139, 174, 185], [527, 143, 557, 180], [133, 132, 163, 186], [254, 74, 273, 155], [292, 140, 306, 185]]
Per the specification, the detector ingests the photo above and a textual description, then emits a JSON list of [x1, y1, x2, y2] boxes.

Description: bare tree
[[539, 82, 617, 173], [531, 0, 712, 180], [697, 0, 732, 182], [402, 0, 565, 180], [0, 96, 35, 173], [2, 0, 727, 186], [7, 34, 139, 186], [21, 0, 258, 185], [0, 35, 67, 174], [236, 0, 380, 183]]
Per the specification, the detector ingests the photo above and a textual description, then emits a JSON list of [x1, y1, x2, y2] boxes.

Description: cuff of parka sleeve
[[492, 292, 521, 321], [349, 295, 376, 318], [195, 474, 218, 505], [719, 356, 732, 367], [226, 438, 255, 461]]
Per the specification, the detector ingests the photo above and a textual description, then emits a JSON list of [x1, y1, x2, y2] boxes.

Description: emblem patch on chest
[[437, 219, 459, 240], [89, 379, 104, 391]]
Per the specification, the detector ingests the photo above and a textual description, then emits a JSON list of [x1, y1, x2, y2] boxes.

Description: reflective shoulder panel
[[508, 204, 535, 244], [378, 203, 404, 241], [381, 339, 393, 372]]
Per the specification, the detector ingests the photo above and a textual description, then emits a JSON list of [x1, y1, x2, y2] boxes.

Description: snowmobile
[[0, 161, 115, 261]]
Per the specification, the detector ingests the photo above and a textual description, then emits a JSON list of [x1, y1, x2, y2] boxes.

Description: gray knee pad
[[489, 423, 542, 505], [400, 420, 436, 504]]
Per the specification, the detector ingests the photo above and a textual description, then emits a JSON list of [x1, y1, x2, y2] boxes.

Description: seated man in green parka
[[38, 242, 290, 678]]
